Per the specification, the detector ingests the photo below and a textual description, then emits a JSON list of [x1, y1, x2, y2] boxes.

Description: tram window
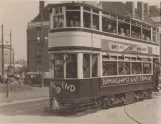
[[143, 28, 151, 41], [143, 63, 151, 74], [118, 56, 124, 60], [53, 16, 64, 28], [92, 54, 98, 77], [132, 62, 142, 74], [152, 32, 156, 42], [83, 54, 90, 78], [66, 6, 80, 10], [131, 25, 141, 39], [102, 17, 116, 34], [92, 14, 99, 30], [53, 7, 64, 28], [54, 54, 64, 78], [102, 61, 117, 76], [118, 21, 130, 37], [83, 12, 91, 28], [110, 56, 117, 60], [66, 11, 80, 27], [83, 7, 91, 12], [156, 33, 160, 42], [66, 54, 77, 78], [118, 62, 130, 75]]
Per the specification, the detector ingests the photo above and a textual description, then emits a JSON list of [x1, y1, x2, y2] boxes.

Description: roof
[[31, 2, 156, 26], [32, 4, 50, 22], [102, 2, 156, 26], [149, 5, 160, 17]]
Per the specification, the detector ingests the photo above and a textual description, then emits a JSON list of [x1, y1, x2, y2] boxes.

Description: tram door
[[153, 58, 160, 90], [91, 54, 100, 97]]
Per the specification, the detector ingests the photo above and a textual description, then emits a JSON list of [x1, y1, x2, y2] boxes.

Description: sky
[[0, 0, 160, 61]]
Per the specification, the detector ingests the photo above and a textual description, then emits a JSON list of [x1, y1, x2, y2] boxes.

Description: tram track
[[124, 105, 142, 124]]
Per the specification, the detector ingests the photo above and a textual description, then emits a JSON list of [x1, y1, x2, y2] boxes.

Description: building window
[[103, 61, 117, 76], [54, 54, 64, 78], [83, 54, 90, 78], [53, 7, 64, 28], [37, 55, 42, 63], [66, 54, 77, 78]]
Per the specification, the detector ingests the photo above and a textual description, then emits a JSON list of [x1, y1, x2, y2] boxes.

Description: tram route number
[[102, 75, 153, 86]]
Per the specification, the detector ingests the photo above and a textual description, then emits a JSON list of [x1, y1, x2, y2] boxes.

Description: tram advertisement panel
[[101, 39, 153, 55], [101, 75, 153, 87]]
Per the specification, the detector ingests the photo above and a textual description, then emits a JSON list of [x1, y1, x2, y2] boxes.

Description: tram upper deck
[[48, 3, 160, 57]]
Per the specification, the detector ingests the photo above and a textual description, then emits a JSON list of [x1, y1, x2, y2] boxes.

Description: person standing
[[153, 59, 160, 92]]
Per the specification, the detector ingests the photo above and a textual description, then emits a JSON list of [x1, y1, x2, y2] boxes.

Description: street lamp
[[36, 35, 48, 87]]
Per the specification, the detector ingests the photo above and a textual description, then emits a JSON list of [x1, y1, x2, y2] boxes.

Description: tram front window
[[143, 63, 151, 74], [83, 54, 90, 78], [66, 11, 80, 27], [92, 54, 98, 77], [53, 7, 64, 28], [66, 54, 77, 78], [103, 61, 117, 76], [54, 54, 64, 78]]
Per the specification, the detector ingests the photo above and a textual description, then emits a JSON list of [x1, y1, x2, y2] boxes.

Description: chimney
[[137, 2, 144, 20], [144, 3, 149, 15], [39, 1, 45, 13], [126, 2, 135, 17]]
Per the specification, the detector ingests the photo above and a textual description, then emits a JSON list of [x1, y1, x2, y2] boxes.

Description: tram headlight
[[55, 86, 62, 94]]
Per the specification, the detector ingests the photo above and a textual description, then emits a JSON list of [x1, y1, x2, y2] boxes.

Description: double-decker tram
[[46, 2, 160, 113]]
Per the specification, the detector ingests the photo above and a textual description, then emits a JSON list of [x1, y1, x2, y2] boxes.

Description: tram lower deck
[[47, 50, 156, 112]]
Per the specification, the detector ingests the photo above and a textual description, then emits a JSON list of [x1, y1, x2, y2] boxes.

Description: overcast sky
[[0, 0, 160, 61]]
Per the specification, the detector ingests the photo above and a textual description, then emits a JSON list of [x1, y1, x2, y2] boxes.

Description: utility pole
[[1, 24, 4, 78], [10, 30, 12, 66]]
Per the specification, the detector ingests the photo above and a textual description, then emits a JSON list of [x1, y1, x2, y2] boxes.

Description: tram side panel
[[99, 75, 153, 103]]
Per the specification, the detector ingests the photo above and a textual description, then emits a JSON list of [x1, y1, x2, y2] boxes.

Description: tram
[[46, 2, 160, 112]]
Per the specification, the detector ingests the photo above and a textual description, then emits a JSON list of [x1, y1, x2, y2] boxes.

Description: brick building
[[27, 1, 49, 72]]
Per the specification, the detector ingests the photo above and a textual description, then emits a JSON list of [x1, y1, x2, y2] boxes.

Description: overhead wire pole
[[10, 30, 12, 66], [1, 24, 4, 78]]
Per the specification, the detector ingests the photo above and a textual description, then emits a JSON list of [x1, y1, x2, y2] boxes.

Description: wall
[[27, 21, 49, 72]]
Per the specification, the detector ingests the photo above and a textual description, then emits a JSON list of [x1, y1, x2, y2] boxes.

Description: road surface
[[0, 93, 161, 124]]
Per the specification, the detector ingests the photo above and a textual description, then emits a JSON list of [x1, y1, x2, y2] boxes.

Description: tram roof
[[32, 2, 157, 27]]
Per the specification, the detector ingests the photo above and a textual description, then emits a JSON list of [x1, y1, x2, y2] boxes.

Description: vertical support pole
[[77, 53, 83, 79], [80, 6, 83, 28], [99, 53, 102, 77], [151, 27, 153, 42], [130, 20, 131, 37], [99, 11, 102, 31], [62, 6, 66, 28]]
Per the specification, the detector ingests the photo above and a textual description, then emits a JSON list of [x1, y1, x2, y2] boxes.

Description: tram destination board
[[101, 75, 153, 87]]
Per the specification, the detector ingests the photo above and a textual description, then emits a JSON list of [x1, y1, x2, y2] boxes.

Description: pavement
[[0, 87, 49, 105]]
